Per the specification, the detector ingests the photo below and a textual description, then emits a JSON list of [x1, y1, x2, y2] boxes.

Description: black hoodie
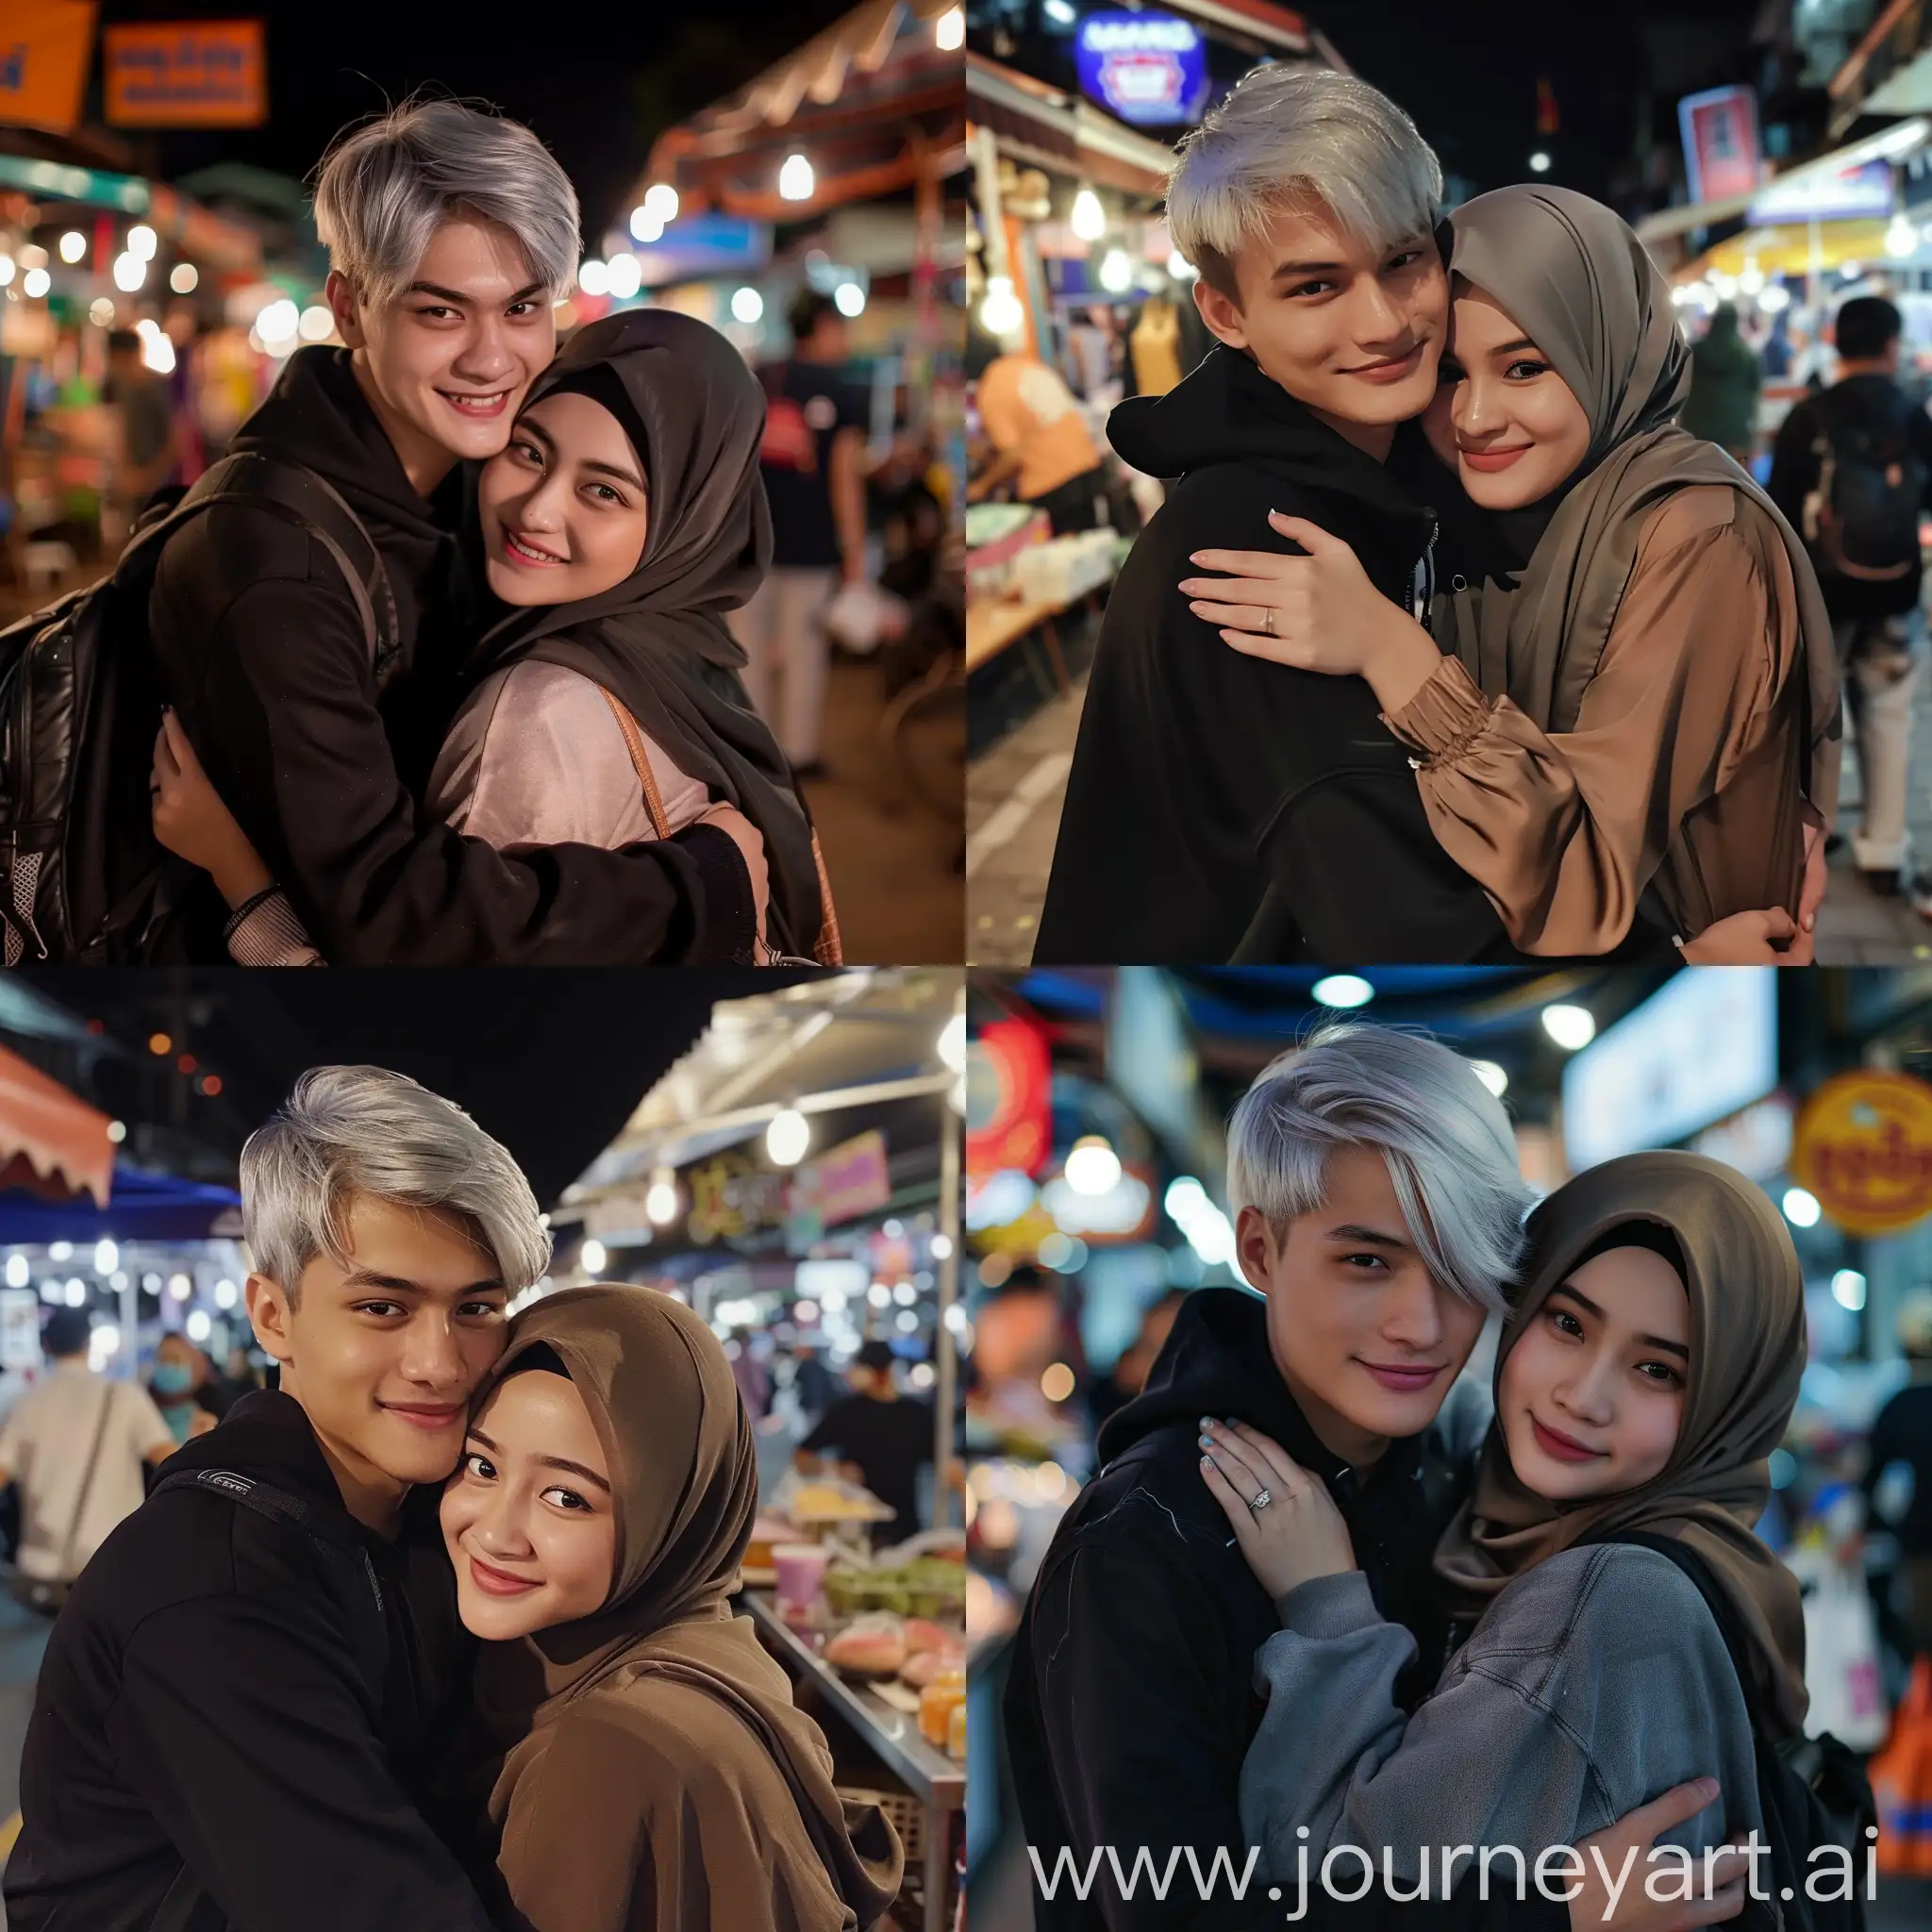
[[145, 346, 755, 965], [1034, 346, 1524, 965], [4, 1390, 495, 1932], [1001, 1288, 1566, 1931]]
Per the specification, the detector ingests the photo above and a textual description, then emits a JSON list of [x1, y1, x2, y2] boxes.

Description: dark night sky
[[92, 0, 858, 239]]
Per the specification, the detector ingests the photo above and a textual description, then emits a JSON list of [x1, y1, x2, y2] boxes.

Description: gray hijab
[[1437, 185, 1840, 817]]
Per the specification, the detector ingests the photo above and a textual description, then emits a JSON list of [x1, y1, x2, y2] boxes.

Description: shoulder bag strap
[[55, 1380, 119, 1581], [595, 685, 675, 839]]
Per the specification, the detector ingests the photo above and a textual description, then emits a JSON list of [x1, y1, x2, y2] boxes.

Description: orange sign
[[0, 1, 95, 135], [1791, 1069, 1932, 1236], [104, 19, 266, 128]]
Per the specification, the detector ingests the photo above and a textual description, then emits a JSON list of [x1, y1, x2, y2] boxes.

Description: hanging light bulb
[[1070, 189, 1106, 242], [979, 275, 1023, 336], [767, 1108, 810, 1166], [779, 154, 815, 202]]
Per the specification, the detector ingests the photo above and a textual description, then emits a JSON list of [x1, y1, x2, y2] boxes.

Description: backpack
[[141, 1466, 392, 1932], [0, 452, 397, 966], [1613, 1532, 1874, 1932], [1806, 386, 1926, 584]]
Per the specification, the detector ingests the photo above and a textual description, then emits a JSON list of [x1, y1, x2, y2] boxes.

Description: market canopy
[[0, 1164, 242, 1241], [0, 152, 262, 272], [0, 1041, 113, 1208]]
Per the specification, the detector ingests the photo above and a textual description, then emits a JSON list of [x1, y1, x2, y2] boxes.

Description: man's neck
[[348, 350, 458, 498], [1272, 1349, 1390, 1472], [1837, 358, 1895, 382], [1309, 407, 1395, 461]]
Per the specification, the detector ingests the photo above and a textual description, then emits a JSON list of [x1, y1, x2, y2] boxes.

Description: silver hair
[[242, 1066, 552, 1299], [1225, 1022, 1527, 1314], [1167, 65, 1442, 291], [311, 97, 580, 308]]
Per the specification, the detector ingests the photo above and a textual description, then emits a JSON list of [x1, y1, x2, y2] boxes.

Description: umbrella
[[0, 1166, 242, 1243]]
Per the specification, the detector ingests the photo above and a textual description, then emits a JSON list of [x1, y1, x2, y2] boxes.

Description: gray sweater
[[1239, 1542, 1764, 1889]]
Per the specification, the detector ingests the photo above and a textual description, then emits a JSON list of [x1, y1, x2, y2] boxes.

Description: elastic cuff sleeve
[[1274, 1568, 1382, 1637], [675, 824, 757, 965], [224, 889, 325, 968], [1383, 653, 1496, 761]]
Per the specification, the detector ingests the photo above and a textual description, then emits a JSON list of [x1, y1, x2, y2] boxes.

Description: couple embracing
[[1036, 66, 1840, 967], [1007, 1024, 1852, 1930], [42, 97, 835, 968], [6, 1067, 898, 1932]]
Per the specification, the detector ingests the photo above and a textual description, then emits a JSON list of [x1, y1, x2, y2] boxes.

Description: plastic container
[[918, 1665, 967, 1747], [774, 1542, 831, 1611]]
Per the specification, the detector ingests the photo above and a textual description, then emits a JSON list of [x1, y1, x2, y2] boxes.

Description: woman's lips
[[1357, 1359, 1444, 1392], [501, 529, 565, 567], [1459, 444, 1532, 473], [1344, 344, 1425, 386], [468, 1556, 541, 1597], [1530, 1414, 1606, 1462]]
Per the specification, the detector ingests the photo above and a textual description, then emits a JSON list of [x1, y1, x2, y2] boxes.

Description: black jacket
[[146, 346, 755, 964], [1034, 346, 1522, 965], [4, 1390, 495, 1932], [1002, 1287, 1565, 1931]]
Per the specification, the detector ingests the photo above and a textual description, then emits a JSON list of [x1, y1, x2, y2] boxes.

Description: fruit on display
[[823, 1612, 908, 1676], [823, 1557, 967, 1620]]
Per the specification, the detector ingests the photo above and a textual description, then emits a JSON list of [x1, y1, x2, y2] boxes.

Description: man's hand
[[1179, 513, 1441, 713], [1678, 907, 1812, 964], [1197, 1416, 1356, 1600], [696, 802, 769, 954], [1568, 1779, 1747, 1929]]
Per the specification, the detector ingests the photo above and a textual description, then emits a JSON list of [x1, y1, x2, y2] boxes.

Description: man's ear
[[244, 1272, 294, 1367], [1193, 275, 1250, 353], [1235, 1206, 1278, 1297], [324, 269, 365, 351]]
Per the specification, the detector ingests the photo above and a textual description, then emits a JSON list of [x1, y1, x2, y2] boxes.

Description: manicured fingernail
[[1201, 1454, 1212, 1466]]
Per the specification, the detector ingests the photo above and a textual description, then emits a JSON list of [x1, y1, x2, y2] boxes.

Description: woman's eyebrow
[[1491, 338, 1541, 357], [580, 457, 646, 491], [537, 1456, 612, 1492], [1549, 1283, 1690, 1357]]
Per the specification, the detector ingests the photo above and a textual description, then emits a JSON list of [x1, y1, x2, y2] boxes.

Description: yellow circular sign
[[1791, 1069, 1932, 1236]]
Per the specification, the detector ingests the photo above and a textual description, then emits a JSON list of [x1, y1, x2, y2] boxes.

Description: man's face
[[246, 1193, 509, 1499], [1237, 1142, 1487, 1453], [1193, 201, 1446, 432], [327, 211, 557, 472]]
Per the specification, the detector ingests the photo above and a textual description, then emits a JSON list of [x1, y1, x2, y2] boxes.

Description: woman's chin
[[1457, 458, 1559, 510], [482, 556, 552, 607]]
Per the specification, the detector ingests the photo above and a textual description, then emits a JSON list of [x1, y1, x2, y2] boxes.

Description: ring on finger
[[1259, 607, 1276, 637], [1250, 1486, 1274, 1512]]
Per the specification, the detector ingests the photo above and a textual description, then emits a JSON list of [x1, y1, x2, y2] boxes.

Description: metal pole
[[933, 1091, 961, 1529]]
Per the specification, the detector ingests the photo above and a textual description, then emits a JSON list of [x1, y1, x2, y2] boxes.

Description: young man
[[793, 1338, 934, 1544], [5, 1065, 549, 1931], [1767, 294, 1932, 900], [1034, 67, 1522, 966], [148, 99, 764, 966], [1004, 1025, 1740, 1931]]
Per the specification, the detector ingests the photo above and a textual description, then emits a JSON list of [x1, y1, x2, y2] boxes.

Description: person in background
[[732, 289, 871, 778], [146, 1333, 234, 1445], [729, 1327, 773, 1424], [1863, 1288, 1932, 1669], [791, 1342, 840, 1428], [0, 1308, 176, 1613], [792, 1340, 933, 1546], [1769, 293, 1932, 900], [104, 327, 180, 526], [1678, 304, 1761, 466], [967, 341, 1108, 535], [1086, 1289, 1187, 1434]]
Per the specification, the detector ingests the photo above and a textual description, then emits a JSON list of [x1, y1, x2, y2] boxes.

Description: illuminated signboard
[[1074, 11, 1208, 127]]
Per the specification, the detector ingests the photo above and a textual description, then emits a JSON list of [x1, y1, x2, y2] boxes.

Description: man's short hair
[[1835, 295, 1903, 363], [854, 1340, 896, 1374], [311, 96, 580, 309], [106, 327, 142, 357], [241, 1066, 551, 1303], [42, 1308, 92, 1359], [1167, 64, 1442, 304], [788, 287, 841, 346], [1225, 1022, 1529, 1314]]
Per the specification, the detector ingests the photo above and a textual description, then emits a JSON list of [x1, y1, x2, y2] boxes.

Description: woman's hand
[[696, 802, 771, 957], [151, 711, 275, 908], [1178, 512, 1442, 714], [1197, 1417, 1356, 1602], [1677, 907, 1812, 965]]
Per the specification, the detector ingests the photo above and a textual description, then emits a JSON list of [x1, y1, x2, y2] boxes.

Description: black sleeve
[[106, 1594, 497, 1932], [150, 521, 754, 965], [1765, 400, 1819, 531], [1909, 402, 1932, 510]]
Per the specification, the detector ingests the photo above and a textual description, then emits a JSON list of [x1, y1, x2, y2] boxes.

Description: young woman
[[1186, 185, 1840, 958], [1197, 1150, 1806, 1894], [436, 1282, 902, 1932], [151, 308, 840, 966]]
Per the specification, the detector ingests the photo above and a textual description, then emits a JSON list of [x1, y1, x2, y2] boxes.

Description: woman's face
[[1422, 282, 1592, 508], [440, 1369, 618, 1641], [477, 389, 650, 608], [1497, 1243, 1691, 1503]]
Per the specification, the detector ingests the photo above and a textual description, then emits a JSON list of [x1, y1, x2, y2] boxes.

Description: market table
[[742, 1589, 964, 1932], [965, 591, 1072, 689]]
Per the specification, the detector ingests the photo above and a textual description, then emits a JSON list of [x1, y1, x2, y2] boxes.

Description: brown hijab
[[462, 1284, 903, 1931], [1433, 1150, 1809, 1735], [1438, 185, 1841, 824]]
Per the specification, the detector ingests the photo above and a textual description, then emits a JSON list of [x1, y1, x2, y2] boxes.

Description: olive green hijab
[[1434, 1151, 1809, 1735], [1437, 185, 1840, 822]]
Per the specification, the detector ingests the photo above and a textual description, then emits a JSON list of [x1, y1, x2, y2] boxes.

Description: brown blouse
[[1385, 485, 1814, 955]]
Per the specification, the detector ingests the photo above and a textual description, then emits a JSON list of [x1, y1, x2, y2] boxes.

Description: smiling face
[[477, 389, 651, 606], [441, 1367, 618, 1640], [1192, 201, 1446, 450], [1497, 1243, 1691, 1503], [245, 1193, 509, 1529], [1422, 280, 1592, 508], [327, 210, 557, 493], [1236, 1142, 1488, 1464]]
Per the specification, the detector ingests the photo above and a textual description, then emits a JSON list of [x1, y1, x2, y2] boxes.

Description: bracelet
[[222, 887, 281, 942]]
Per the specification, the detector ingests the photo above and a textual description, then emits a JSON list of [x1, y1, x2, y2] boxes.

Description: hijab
[[1437, 185, 1840, 816], [462, 1284, 902, 1929], [470, 309, 832, 958], [1434, 1150, 1809, 1736]]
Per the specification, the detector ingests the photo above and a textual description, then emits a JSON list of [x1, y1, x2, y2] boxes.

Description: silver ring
[[1259, 607, 1276, 637], [1250, 1487, 1273, 1511]]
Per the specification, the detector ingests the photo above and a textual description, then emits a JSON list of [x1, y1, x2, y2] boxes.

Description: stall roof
[[0, 1042, 113, 1210], [0, 1165, 242, 1242], [640, 0, 966, 224], [966, 52, 1177, 199], [0, 154, 262, 273]]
